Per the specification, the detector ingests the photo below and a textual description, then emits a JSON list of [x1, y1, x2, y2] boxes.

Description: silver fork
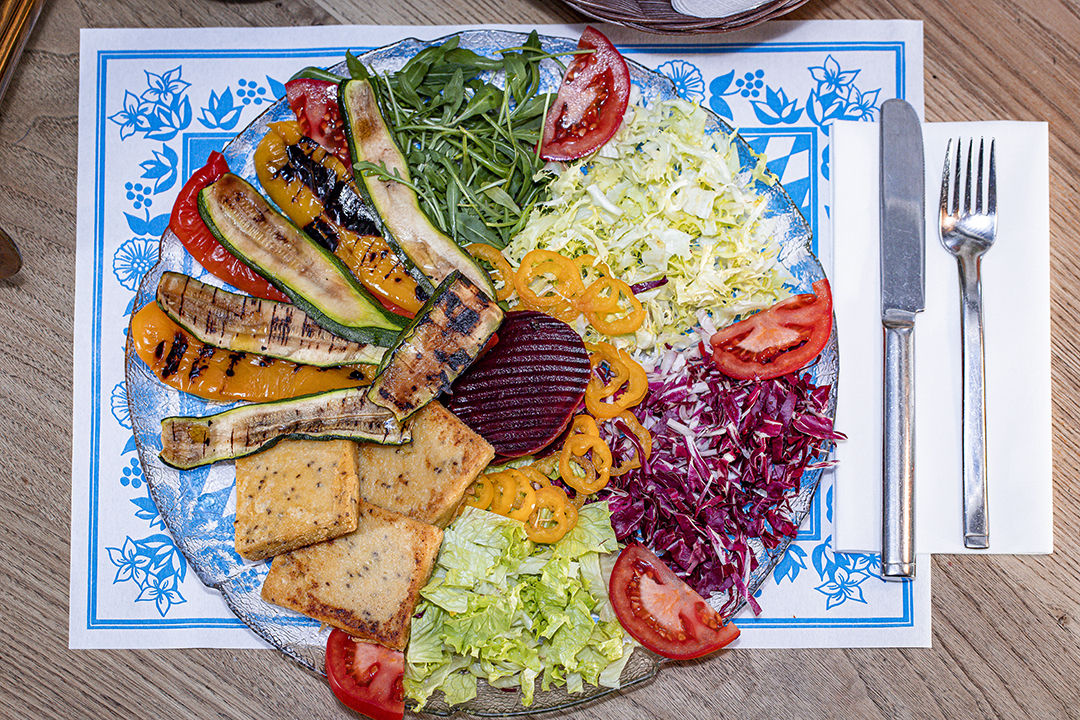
[[939, 138, 996, 549]]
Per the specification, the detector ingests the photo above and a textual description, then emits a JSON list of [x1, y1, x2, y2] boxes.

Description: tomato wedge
[[286, 78, 352, 166], [708, 279, 833, 380], [325, 630, 405, 720], [168, 152, 289, 302], [539, 26, 630, 161], [609, 544, 739, 660]]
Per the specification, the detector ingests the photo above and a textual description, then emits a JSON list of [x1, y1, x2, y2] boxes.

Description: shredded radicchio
[[598, 346, 845, 617]]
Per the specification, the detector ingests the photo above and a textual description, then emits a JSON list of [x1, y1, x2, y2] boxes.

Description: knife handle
[[882, 321, 916, 579]]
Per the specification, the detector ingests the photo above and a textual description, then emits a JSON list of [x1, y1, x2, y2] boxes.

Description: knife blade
[[879, 98, 924, 580]]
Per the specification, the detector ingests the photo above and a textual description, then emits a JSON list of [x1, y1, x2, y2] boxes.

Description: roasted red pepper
[[168, 152, 289, 302]]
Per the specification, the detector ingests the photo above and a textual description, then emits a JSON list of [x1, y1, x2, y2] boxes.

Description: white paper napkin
[[830, 120, 1052, 555], [671, 0, 771, 19]]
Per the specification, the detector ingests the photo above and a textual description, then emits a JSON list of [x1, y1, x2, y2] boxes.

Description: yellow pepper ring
[[519, 465, 552, 490], [525, 486, 573, 543], [531, 455, 559, 477], [578, 276, 628, 314], [618, 410, 652, 460], [573, 255, 612, 286], [560, 434, 613, 495], [585, 344, 649, 418], [586, 342, 631, 400], [587, 303, 646, 337], [488, 472, 518, 516], [563, 502, 579, 526], [464, 476, 495, 509], [466, 243, 515, 302], [504, 468, 538, 522], [514, 250, 585, 309], [570, 414, 600, 438]]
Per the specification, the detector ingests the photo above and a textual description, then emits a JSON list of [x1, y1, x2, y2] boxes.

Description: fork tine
[[963, 139, 974, 215], [975, 139, 985, 214], [952, 136, 962, 216], [940, 138, 953, 217], [987, 138, 997, 216]]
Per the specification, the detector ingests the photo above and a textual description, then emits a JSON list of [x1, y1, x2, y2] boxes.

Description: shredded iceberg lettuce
[[505, 97, 791, 352], [403, 504, 634, 709]]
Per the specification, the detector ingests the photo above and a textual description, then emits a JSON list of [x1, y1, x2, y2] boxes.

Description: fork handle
[[958, 255, 990, 548]]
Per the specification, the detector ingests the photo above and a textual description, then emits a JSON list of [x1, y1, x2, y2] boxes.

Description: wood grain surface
[[1, 1, 1076, 719]]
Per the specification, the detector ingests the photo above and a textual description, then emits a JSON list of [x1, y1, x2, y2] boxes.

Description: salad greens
[[403, 503, 634, 708], [348, 33, 558, 249], [505, 97, 792, 352]]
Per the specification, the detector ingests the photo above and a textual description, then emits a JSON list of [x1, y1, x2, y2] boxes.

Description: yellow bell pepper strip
[[584, 342, 649, 418], [466, 243, 515, 302], [513, 249, 585, 310], [525, 485, 575, 543], [130, 303, 373, 403], [560, 433, 613, 495], [255, 121, 425, 315]]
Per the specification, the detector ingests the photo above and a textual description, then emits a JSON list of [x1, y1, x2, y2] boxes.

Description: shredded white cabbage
[[505, 97, 791, 352]]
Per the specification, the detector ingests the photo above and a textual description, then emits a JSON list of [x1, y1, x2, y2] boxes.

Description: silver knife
[[879, 99, 924, 580]]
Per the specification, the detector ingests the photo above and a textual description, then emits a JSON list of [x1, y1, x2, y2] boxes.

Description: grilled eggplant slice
[[339, 78, 496, 298], [159, 387, 410, 470], [156, 272, 384, 367], [368, 271, 503, 422], [198, 173, 407, 346]]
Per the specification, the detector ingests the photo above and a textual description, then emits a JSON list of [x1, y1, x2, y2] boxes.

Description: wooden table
[[2, 1, 1075, 718]]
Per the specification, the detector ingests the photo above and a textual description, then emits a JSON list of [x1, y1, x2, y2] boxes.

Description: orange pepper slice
[[579, 276, 646, 336], [560, 433, 613, 495], [584, 342, 648, 418], [525, 485, 574, 543], [504, 468, 538, 522], [611, 411, 653, 477], [464, 475, 496, 509], [570, 414, 600, 437], [574, 255, 612, 287], [467, 243, 515, 301], [514, 250, 585, 310], [488, 472, 518, 516]]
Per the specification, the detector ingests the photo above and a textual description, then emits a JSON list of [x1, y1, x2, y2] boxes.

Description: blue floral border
[[85, 37, 911, 631]]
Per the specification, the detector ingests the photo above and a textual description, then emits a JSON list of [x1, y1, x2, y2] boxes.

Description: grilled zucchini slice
[[197, 172, 407, 346], [339, 78, 496, 298], [159, 387, 410, 470], [156, 272, 384, 367], [368, 271, 503, 422]]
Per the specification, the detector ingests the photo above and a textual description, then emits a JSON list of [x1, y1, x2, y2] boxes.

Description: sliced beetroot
[[447, 310, 590, 458]]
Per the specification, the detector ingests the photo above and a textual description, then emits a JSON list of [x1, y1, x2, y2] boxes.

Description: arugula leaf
[[357, 37, 559, 249]]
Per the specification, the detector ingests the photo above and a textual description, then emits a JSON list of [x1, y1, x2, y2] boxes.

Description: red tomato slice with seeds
[[325, 630, 404, 720], [539, 26, 630, 161], [609, 544, 740, 660], [709, 279, 833, 380], [286, 78, 352, 166]]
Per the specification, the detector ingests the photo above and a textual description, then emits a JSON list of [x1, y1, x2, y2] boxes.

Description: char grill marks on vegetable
[[447, 310, 591, 458], [598, 348, 843, 616]]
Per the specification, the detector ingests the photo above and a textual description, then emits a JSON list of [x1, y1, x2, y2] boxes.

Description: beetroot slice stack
[[447, 310, 591, 458]]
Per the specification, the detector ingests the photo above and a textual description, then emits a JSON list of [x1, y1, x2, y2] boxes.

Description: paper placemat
[[71, 20, 930, 650], [830, 120, 1052, 555]]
